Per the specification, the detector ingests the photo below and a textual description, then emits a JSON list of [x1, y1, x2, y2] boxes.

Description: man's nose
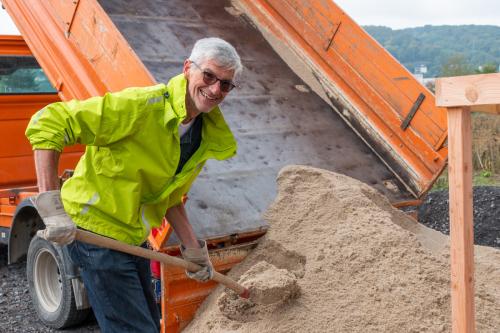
[[208, 80, 222, 95]]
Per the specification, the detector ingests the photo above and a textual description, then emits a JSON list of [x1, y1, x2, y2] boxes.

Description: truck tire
[[26, 236, 90, 328]]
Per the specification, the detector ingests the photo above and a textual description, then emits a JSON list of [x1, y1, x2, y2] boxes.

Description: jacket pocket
[[93, 147, 124, 177]]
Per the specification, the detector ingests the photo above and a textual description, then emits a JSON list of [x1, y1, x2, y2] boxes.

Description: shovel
[[75, 229, 250, 298]]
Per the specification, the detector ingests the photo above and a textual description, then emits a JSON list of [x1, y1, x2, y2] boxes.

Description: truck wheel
[[27, 236, 89, 328]]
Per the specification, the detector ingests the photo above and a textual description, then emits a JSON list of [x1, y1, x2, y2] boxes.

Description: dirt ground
[[0, 168, 500, 332]]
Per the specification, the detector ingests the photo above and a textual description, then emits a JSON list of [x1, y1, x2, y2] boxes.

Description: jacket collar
[[164, 74, 188, 126]]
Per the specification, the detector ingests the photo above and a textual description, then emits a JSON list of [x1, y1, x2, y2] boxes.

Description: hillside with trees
[[364, 25, 500, 77]]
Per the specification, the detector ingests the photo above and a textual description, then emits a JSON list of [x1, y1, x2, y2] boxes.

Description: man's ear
[[183, 59, 191, 78]]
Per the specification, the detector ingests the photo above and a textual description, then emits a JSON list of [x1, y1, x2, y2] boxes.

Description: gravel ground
[[0, 248, 100, 333], [1, 186, 498, 332], [419, 186, 500, 248]]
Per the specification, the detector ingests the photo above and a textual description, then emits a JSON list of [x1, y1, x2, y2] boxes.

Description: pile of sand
[[185, 166, 500, 332]]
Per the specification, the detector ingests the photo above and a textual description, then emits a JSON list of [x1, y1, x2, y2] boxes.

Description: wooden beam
[[470, 104, 500, 115], [447, 107, 475, 333], [436, 72, 500, 108]]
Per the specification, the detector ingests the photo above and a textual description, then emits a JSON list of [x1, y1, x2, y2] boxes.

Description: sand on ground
[[184, 165, 500, 333]]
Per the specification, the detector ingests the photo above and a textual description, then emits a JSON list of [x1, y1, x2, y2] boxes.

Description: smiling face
[[183, 59, 235, 117]]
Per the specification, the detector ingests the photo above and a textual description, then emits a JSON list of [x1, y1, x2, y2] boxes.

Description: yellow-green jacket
[[25, 74, 237, 245]]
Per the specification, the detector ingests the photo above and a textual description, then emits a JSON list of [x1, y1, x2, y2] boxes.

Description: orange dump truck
[[0, 0, 448, 332]]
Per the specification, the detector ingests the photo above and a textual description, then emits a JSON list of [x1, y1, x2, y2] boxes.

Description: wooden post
[[447, 107, 475, 333], [436, 72, 500, 333]]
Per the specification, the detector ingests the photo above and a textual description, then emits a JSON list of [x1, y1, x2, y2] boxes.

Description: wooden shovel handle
[[75, 229, 249, 298]]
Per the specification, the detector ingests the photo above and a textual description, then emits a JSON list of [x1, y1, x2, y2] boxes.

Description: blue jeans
[[68, 240, 160, 333]]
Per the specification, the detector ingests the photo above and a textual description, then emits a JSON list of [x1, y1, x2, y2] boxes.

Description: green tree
[[475, 62, 498, 74], [364, 25, 500, 77], [440, 54, 473, 77]]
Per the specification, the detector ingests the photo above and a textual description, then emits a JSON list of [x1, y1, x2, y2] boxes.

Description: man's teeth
[[200, 90, 217, 100]]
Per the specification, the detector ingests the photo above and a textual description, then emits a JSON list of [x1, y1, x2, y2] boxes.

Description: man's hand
[[166, 205, 212, 281], [35, 190, 76, 245], [180, 240, 214, 282]]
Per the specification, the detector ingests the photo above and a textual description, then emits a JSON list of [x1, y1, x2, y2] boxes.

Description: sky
[[335, 0, 500, 29], [0, 8, 19, 34], [0, 0, 499, 33]]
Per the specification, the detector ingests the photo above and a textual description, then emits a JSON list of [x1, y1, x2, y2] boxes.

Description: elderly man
[[26, 37, 241, 332]]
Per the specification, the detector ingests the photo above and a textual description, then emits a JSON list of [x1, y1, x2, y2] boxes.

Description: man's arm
[[33, 149, 76, 244], [26, 86, 166, 154], [166, 204, 213, 282], [165, 204, 199, 248], [35, 149, 61, 192]]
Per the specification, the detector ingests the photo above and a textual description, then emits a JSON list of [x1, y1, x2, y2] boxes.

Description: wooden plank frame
[[435, 72, 500, 333]]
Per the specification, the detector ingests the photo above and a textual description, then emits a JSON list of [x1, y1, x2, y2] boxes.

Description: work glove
[[180, 240, 214, 282], [35, 190, 76, 245]]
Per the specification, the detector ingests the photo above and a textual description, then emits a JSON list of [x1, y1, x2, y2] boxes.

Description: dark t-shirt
[[176, 115, 202, 174]]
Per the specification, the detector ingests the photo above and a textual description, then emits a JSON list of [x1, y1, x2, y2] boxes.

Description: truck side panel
[[0, 94, 83, 189]]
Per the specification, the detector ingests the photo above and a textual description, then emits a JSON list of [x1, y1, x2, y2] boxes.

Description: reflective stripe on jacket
[[26, 74, 237, 245]]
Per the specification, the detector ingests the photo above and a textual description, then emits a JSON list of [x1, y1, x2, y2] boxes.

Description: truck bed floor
[[99, 0, 413, 242]]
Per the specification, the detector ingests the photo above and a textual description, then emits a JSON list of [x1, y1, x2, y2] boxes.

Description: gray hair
[[188, 37, 242, 78]]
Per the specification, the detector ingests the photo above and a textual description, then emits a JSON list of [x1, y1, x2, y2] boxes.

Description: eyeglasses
[[191, 61, 237, 93]]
